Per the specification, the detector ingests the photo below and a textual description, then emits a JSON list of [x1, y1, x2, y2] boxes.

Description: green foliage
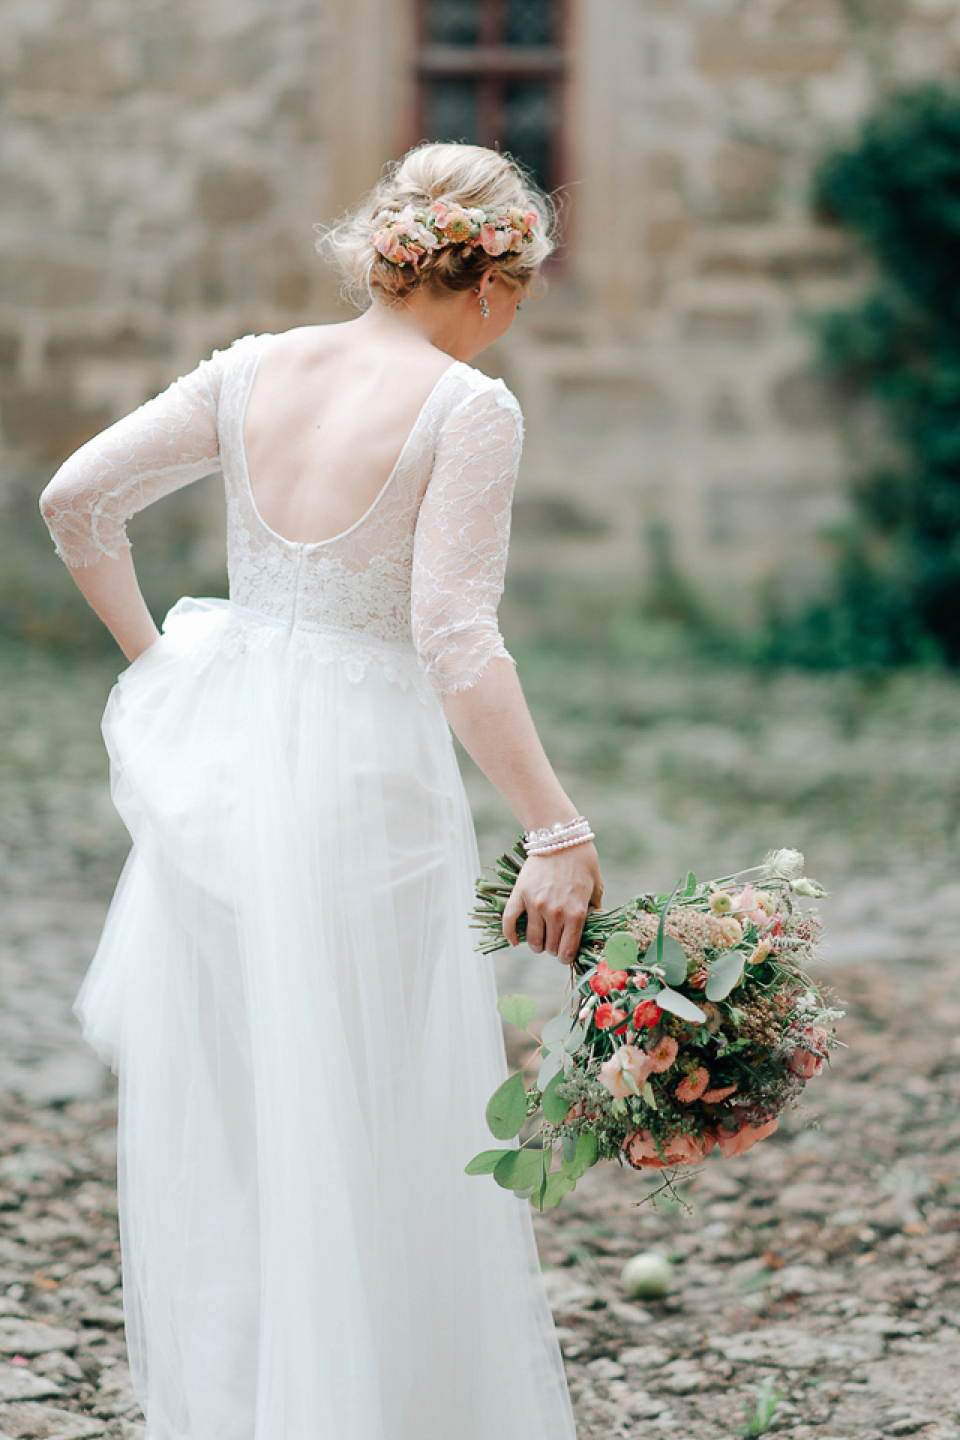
[[782, 82, 960, 665], [497, 993, 536, 1029], [484, 1072, 529, 1140]]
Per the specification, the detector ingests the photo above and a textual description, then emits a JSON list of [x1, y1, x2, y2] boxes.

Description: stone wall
[[3, 0, 960, 619]]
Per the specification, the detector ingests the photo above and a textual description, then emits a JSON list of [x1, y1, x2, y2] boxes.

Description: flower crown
[[372, 200, 539, 268]]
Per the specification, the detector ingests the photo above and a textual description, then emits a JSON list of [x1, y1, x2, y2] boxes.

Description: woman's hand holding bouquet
[[467, 847, 842, 1211]]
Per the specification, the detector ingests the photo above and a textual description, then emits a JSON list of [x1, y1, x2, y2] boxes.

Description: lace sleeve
[[38, 349, 226, 568], [411, 382, 522, 696]]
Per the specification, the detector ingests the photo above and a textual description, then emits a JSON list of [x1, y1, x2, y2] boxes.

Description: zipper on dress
[[288, 542, 304, 635]]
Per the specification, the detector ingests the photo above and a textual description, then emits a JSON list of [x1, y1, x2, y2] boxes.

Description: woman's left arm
[[38, 350, 225, 661]]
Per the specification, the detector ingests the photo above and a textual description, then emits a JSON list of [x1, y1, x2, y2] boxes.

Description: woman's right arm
[[38, 348, 226, 661], [411, 385, 602, 963]]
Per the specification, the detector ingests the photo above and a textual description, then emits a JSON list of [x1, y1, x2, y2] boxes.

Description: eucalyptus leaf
[[604, 932, 638, 968], [541, 1071, 569, 1124], [464, 1148, 512, 1175], [537, 1045, 564, 1089], [493, 1147, 546, 1192], [485, 1072, 529, 1140], [532, 1169, 576, 1211], [564, 1020, 587, 1054], [497, 993, 536, 1029], [561, 1130, 578, 1165], [641, 1080, 657, 1109], [540, 1009, 575, 1044], [561, 1129, 600, 1180], [656, 987, 707, 1023], [705, 951, 745, 1002], [658, 935, 689, 987]]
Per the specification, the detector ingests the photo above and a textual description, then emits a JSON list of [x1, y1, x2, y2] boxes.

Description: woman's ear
[[476, 268, 496, 297]]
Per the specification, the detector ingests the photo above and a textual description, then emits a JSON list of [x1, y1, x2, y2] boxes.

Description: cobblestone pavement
[[2, 643, 960, 1438]]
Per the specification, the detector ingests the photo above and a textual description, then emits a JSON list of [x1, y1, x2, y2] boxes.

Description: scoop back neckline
[[236, 339, 467, 552]]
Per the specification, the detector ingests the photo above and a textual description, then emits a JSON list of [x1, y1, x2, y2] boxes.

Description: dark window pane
[[424, 79, 480, 144], [505, 0, 555, 47], [503, 79, 555, 190], [423, 0, 481, 46]]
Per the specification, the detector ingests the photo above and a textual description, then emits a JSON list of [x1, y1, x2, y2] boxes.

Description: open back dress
[[39, 331, 578, 1440]]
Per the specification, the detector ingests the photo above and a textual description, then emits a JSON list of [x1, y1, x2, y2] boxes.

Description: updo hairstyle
[[317, 142, 556, 306]]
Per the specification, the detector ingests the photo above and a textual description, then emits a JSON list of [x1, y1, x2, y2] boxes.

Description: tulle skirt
[[75, 596, 576, 1440]]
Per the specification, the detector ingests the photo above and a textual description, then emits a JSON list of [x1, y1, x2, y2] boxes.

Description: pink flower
[[731, 884, 769, 928], [716, 1116, 778, 1157], [647, 1035, 679, 1073], [623, 1129, 707, 1169], [598, 1045, 655, 1100], [11, 1355, 29, 1368], [787, 1025, 828, 1079], [477, 222, 510, 256], [593, 1002, 626, 1031], [523, 209, 539, 231], [428, 200, 450, 226], [675, 1066, 710, 1103], [632, 999, 662, 1029], [702, 1083, 738, 1103]]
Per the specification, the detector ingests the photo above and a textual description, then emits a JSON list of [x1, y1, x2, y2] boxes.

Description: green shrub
[[780, 82, 960, 665]]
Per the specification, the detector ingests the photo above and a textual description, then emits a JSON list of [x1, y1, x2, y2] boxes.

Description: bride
[[39, 142, 603, 1440]]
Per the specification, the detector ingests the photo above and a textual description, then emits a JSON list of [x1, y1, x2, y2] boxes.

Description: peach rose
[[716, 1115, 778, 1157], [748, 938, 774, 966], [428, 200, 450, 226], [624, 1129, 707, 1169], [598, 1045, 655, 1100], [477, 222, 510, 256], [787, 1026, 828, 1078], [731, 884, 769, 928]]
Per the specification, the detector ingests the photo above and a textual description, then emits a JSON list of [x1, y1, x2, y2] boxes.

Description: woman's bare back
[[242, 323, 455, 546]]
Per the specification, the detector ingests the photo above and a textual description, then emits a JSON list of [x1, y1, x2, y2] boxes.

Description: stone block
[[646, 217, 688, 254], [684, 309, 765, 342], [0, 336, 19, 375], [270, 266, 312, 312], [0, 1320, 80, 1356], [713, 145, 783, 222], [198, 168, 273, 224], [46, 330, 170, 366], [697, 33, 845, 78], [0, 256, 104, 308], [773, 370, 848, 428], [550, 374, 673, 430], [14, 35, 128, 97], [0, 1402, 105, 1438], [0, 1366, 62, 1403], [511, 496, 610, 540], [162, 247, 230, 310], [0, 388, 112, 464], [699, 243, 858, 280]]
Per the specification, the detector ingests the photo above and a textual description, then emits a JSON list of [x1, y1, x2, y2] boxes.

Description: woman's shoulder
[[442, 360, 522, 421]]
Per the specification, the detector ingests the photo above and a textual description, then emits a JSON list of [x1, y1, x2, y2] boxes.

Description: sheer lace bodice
[[39, 332, 523, 695]]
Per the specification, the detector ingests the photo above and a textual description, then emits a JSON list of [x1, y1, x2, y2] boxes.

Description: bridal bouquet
[[467, 848, 841, 1211]]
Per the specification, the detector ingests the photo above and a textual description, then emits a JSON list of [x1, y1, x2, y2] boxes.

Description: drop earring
[[479, 294, 490, 319]]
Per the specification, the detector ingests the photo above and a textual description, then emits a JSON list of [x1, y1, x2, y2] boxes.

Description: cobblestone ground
[[1, 641, 959, 1439]]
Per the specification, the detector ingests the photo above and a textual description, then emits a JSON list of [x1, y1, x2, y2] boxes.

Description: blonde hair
[[317, 142, 556, 306]]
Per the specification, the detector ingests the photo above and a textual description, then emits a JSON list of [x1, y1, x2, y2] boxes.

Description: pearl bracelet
[[524, 816, 595, 857]]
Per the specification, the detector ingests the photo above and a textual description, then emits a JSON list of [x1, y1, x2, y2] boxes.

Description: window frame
[[406, 0, 573, 200]]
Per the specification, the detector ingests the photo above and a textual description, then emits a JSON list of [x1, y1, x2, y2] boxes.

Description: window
[[413, 0, 568, 195]]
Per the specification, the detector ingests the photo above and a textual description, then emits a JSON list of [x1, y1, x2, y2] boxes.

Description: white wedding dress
[[39, 332, 577, 1440]]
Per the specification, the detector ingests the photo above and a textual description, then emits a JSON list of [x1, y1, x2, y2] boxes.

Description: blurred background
[[1, 0, 959, 1018], [3, 12, 960, 1437]]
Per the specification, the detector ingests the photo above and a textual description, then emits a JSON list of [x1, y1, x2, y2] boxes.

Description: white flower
[[791, 877, 827, 898], [764, 848, 805, 879]]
